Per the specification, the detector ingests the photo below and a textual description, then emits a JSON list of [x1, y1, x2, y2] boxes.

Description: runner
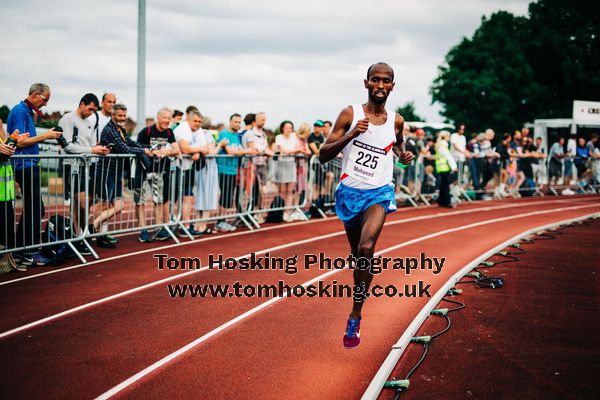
[[319, 63, 413, 348]]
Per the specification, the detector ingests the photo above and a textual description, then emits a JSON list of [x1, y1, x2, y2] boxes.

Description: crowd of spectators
[[1, 82, 599, 268], [0, 83, 338, 267], [395, 124, 600, 204]]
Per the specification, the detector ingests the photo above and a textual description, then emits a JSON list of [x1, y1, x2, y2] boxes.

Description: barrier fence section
[[0, 150, 598, 265], [1, 154, 89, 263]]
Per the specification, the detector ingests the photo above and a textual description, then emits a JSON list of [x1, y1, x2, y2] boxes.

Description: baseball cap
[[313, 120, 324, 127]]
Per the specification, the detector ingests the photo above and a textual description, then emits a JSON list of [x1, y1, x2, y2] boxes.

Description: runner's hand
[[349, 118, 369, 138], [400, 151, 413, 165]]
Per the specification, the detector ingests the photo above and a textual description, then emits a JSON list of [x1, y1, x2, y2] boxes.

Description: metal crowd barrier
[[1, 149, 598, 266], [306, 155, 342, 217], [0, 154, 88, 261]]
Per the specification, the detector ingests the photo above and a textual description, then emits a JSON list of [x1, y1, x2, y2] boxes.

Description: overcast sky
[[0, 0, 530, 129]]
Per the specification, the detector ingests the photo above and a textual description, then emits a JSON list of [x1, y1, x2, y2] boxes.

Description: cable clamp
[[410, 335, 431, 344], [447, 288, 462, 296], [383, 379, 410, 390]]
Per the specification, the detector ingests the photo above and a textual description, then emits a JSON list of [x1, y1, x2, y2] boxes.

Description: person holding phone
[[58, 93, 111, 249], [95, 103, 152, 245], [7, 83, 63, 266]]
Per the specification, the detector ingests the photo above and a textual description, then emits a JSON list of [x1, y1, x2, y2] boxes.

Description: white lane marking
[[0, 199, 591, 341], [0, 197, 583, 286], [94, 202, 600, 400]]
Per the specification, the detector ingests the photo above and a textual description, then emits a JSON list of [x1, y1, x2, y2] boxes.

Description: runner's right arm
[[318, 106, 368, 164]]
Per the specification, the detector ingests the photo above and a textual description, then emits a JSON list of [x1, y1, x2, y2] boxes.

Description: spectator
[[574, 137, 590, 190], [90, 92, 116, 139], [0, 126, 29, 271], [97, 103, 151, 243], [58, 93, 111, 249], [564, 133, 577, 185], [274, 121, 305, 222], [586, 134, 598, 156], [195, 126, 227, 234], [242, 113, 255, 140], [8, 83, 62, 266], [242, 112, 271, 221], [307, 120, 327, 210], [402, 125, 418, 193], [485, 128, 501, 191], [134, 107, 180, 242], [508, 130, 524, 196], [494, 133, 512, 198], [421, 165, 437, 195], [435, 130, 457, 208], [420, 136, 436, 171], [450, 123, 469, 168], [591, 141, 600, 187], [450, 123, 470, 189], [239, 113, 257, 216], [548, 136, 565, 189], [170, 109, 183, 130], [518, 137, 536, 196], [472, 132, 497, 199], [185, 105, 199, 119], [532, 136, 547, 188], [174, 109, 206, 237], [323, 120, 332, 138], [294, 123, 311, 216], [215, 113, 255, 232]]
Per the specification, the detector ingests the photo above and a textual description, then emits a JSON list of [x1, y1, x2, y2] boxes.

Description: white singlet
[[339, 104, 396, 189]]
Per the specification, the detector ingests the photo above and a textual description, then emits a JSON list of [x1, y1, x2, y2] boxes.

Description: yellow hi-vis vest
[[0, 163, 15, 202], [435, 144, 451, 173]]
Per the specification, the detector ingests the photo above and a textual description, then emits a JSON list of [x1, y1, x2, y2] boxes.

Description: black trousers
[[0, 200, 15, 249], [438, 171, 451, 207], [14, 166, 45, 249]]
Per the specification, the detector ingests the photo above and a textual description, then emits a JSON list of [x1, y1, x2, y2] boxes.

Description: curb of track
[[361, 210, 600, 400]]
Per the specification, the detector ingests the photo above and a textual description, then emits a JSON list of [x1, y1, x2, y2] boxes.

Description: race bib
[[343, 140, 387, 185]]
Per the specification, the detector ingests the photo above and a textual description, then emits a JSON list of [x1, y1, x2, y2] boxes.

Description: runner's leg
[[350, 203, 387, 319]]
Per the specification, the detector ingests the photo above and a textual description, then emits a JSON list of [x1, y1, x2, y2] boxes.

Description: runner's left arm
[[393, 114, 413, 165]]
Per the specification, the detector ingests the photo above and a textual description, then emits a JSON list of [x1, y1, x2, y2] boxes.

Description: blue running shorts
[[334, 183, 396, 228]]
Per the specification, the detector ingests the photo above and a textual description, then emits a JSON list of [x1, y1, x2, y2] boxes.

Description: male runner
[[319, 63, 413, 348]]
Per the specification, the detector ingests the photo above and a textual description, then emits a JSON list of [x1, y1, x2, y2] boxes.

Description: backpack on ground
[[41, 215, 76, 265], [266, 195, 285, 223]]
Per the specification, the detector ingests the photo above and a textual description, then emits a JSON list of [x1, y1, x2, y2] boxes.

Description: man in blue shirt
[[215, 113, 256, 231], [7, 83, 62, 266]]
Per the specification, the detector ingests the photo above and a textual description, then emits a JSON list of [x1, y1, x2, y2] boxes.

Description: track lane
[[1, 196, 589, 285], [0, 200, 597, 399], [113, 204, 600, 400], [1, 197, 587, 335], [0, 198, 592, 336]]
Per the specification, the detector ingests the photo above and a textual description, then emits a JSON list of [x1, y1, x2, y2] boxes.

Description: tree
[[430, 11, 539, 133], [525, 0, 600, 118], [395, 101, 424, 122], [430, 1, 600, 131]]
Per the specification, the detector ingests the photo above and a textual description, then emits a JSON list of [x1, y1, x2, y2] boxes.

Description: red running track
[[380, 218, 600, 399], [0, 196, 598, 399]]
